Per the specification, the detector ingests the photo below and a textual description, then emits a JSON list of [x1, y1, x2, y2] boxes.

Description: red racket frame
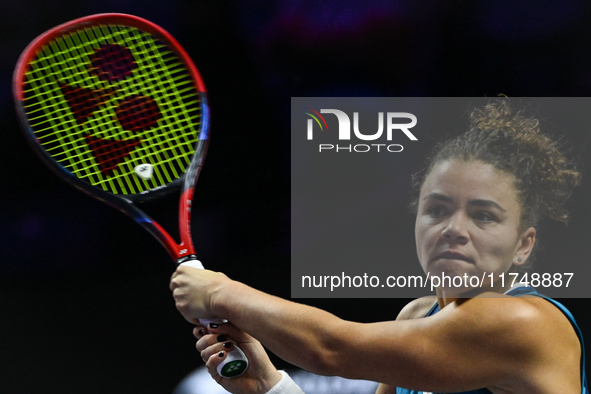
[[13, 13, 210, 263]]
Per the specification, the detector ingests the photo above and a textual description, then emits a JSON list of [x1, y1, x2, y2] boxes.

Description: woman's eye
[[428, 206, 447, 217], [473, 211, 495, 222]]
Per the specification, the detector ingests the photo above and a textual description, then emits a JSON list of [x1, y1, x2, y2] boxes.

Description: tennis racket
[[13, 13, 248, 378]]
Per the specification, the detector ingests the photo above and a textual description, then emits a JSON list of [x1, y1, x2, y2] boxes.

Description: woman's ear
[[514, 227, 536, 266]]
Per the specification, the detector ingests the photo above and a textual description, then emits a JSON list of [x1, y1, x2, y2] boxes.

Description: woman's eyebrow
[[423, 193, 506, 212], [422, 192, 453, 202], [468, 199, 506, 212]]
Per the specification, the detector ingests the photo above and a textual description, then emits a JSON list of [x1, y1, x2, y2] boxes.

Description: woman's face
[[415, 159, 535, 294]]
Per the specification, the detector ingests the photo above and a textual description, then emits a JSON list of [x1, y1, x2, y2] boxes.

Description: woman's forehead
[[420, 159, 519, 205]]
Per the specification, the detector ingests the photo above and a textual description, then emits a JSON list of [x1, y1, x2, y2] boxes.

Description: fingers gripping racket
[[13, 13, 248, 378]]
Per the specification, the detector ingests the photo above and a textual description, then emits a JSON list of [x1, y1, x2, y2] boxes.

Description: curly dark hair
[[411, 100, 581, 231]]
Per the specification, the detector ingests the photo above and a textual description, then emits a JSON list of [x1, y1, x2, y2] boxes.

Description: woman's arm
[[170, 266, 581, 392]]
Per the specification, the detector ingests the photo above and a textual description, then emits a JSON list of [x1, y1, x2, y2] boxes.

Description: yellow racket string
[[22, 24, 202, 195]]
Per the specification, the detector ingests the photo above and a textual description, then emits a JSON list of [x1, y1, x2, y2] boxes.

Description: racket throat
[[176, 254, 200, 266]]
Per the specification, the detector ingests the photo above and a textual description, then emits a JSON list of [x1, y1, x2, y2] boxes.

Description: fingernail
[[218, 351, 225, 358], [217, 334, 227, 342], [198, 329, 205, 337], [223, 342, 232, 349], [209, 323, 219, 329]]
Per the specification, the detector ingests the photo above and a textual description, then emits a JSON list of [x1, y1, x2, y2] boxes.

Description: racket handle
[[179, 259, 249, 378]]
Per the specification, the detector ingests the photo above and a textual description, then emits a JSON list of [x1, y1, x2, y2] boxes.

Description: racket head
[[13, 13, 209, 203]]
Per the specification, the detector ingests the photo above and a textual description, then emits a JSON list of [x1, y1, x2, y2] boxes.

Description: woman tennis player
[[170, 101, 588, 394]]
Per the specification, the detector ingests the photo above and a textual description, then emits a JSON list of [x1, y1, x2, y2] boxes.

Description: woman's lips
[[435, 251, 474, 264]]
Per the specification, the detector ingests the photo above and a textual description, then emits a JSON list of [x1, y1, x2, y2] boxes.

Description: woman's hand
[[170, 265, 232, 323], [195, 322, 282, 394]]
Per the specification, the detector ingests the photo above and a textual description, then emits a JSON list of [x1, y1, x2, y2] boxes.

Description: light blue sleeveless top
[[396, 287, 588, 394]]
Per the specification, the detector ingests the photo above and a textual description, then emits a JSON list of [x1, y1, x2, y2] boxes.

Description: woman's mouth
[[435, 251, 474, 264]]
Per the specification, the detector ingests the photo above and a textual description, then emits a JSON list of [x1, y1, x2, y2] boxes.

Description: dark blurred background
[[1, 0, 591, 393]]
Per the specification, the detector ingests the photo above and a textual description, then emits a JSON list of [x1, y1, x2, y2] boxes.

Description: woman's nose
[[441, 213, 469, 244]]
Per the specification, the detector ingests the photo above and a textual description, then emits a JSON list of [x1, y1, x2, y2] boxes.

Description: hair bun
[[468, 100, 581, 225]]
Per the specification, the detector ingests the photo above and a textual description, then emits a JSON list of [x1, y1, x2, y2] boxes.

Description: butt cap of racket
[[219, 346, 249, 378], [198, 318, 248, 377]]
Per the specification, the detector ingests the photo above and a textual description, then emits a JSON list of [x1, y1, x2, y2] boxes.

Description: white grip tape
[[180, 259, 205, 270], [199, 318, 228, 326]]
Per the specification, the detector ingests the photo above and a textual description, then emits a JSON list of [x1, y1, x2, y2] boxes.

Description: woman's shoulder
[[396, 296, 438, 320], [398, 293, 577, 336], [451, 293, 581, 350]]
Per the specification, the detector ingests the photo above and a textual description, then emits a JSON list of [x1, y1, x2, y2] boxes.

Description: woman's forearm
[[214, 279, 361, 376]]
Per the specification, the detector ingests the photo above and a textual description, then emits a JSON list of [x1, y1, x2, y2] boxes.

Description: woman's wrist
[[264, 371, 305, 394], [257, 369, 283, 393], [212, 279, 255, 322]]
